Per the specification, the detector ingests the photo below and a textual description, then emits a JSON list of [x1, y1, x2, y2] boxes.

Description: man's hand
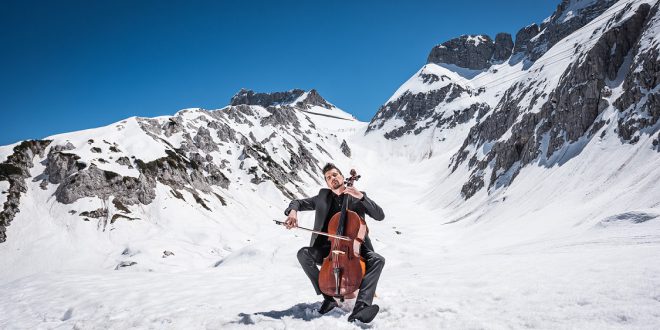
[[284, 210, 298, 229], [343, 186, 364, 200]]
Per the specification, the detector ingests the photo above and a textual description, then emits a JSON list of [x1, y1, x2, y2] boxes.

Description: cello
[[318, 169, 367, 300], [273, 169, 368, 300]]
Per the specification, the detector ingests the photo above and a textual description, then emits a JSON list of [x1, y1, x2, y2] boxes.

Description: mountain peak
[[426, 33, 513, 70], [512, 0, 618, 61], [296, 89, 334, 109], [229, 88, 334, 109], [229, 88, 305, 107]]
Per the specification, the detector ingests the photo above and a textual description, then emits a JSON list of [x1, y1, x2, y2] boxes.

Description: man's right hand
[[285, 210, 298, 229]]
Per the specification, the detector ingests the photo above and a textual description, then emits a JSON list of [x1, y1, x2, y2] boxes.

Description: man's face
[[324, 169, 344, 190]]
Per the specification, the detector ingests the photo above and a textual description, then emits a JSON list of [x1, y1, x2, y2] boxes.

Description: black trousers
[[297, 243, 385, 305]]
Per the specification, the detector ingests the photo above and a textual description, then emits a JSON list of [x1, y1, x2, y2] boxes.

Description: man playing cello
[[283, 163, 385, 323]]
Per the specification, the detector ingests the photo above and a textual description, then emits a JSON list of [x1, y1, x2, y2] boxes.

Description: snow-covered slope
[[0, 89, 366, 278], [1, 0, 660, 328]]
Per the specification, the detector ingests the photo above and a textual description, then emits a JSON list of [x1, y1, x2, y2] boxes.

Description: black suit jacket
[[284, 188, 385, 250]]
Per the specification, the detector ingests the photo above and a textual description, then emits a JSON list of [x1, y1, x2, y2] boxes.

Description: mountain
[[0, 89, 362, 248], [1, 0, 660, 328], [367, 0, 659, 199]]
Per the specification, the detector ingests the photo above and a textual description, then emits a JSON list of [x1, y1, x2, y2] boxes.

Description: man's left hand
[[343, 186, 364, 200]]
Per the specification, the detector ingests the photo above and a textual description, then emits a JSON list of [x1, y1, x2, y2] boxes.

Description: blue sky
[[0, 0, 558, 145]]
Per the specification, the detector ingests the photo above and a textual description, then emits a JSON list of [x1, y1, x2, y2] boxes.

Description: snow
[[465, 34, 488, 46], [1, 119, 659, 328], [299, 105, 356, 122], [385, 0, 659, 134], [386, 63, 472, 103], [0, 142, 22, 163], [2, 109, 660, 328], [1, 1, 660, 328], [46, 116, 169, 169]]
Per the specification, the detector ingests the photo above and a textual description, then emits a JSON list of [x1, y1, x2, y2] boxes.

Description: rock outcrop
[[369, 0, 659, 202], [512, 0, 619, 61], [0, 140, 52, 243], [366, 78, 481, 139], [230, 88, 306, 108], [452, 2, 657, 199], [427, 34, 514, 70], [231, 88, 334, 110]]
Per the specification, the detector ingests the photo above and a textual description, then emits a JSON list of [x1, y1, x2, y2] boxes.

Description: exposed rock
[[414, 103, 490, 137], [115, 261, 137, 269], [192, 193, 211, 211], [260, 105, 300, 128], [0, 140, 52, 243], [55, 164, 156, 206], [205, 163, 230, 189], [111, 214, 139, 223], [45, 144, 86, 184], [231, 88, 335, 111], [112, 198, 130, 213], [170, 189, 184, 200], [340, 140, 352, 158], [193, 127, 218, 153], [230, 88, 305, 107], [79, 208, 108, 219], [512, 24, 540, 56], [295, 89, 334, 109], [451, 3, 655, 199], [613, 2, 660, 143], [242, 143, 301, 199], [163, 117, 184, 137], [513, 0, 619, 61], [427, 35, 496, 70], [210, 121, 239, 143], [115, 156, 131, 167], [493, 33, 514, 62], [367, 83, 475, 138]]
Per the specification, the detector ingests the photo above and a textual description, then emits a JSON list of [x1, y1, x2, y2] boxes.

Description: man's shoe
[[318, 296, 338, 315], [347, 301, 380, 323]]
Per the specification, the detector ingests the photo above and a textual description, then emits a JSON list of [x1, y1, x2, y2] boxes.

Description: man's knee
[[369, 252, 385, 269], [297, 247, 312, 264], [375, 253, 385, 266]]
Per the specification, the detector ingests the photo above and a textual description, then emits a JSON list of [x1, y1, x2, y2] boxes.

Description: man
[[284, 163, 385, 323]]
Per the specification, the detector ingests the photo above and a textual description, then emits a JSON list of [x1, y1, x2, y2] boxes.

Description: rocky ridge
[[0, 89, 349, 243], [368, 0, 660, 199], [427, 33, 514, 70], [453, 2, 659, 198], [230, 88, 334, 110]]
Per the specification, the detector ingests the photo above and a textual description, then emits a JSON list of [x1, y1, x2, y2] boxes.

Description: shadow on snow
[[232, 302, 374, 328]]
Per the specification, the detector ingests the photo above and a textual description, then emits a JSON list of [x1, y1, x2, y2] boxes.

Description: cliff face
[[369, 0, 660, 199], [427, 34, 514, 70], [513, 0, 619, 61]]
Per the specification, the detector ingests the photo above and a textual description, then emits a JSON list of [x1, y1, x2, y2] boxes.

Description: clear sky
[[0, 0, 558, 146]]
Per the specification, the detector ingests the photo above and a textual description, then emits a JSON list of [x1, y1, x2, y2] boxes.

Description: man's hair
[[322, 163, 343, 177]]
